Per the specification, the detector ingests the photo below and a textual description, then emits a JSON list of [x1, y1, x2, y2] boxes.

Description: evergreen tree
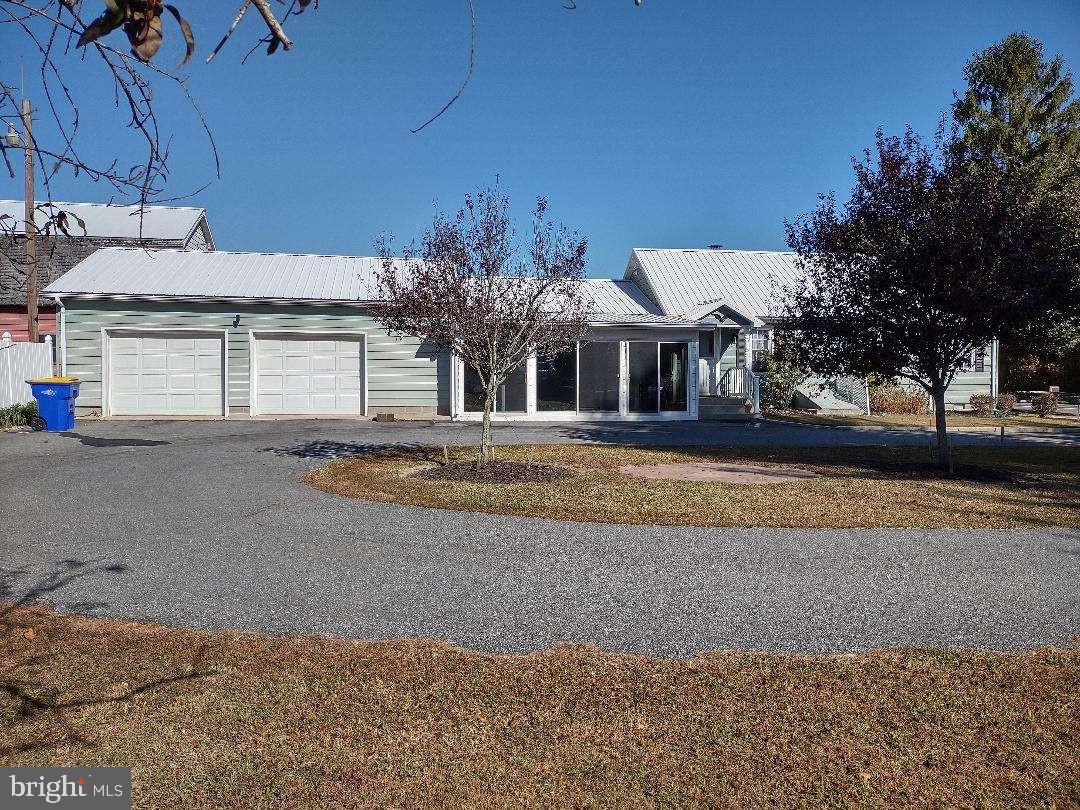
[[953, 33, 1080, 382]]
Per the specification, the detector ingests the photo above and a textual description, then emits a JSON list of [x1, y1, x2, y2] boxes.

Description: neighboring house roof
[[46, 247, 702, 326], [624, 248, 803, 321], [0, 201, 214, 308], [0, 200, 210, 242]]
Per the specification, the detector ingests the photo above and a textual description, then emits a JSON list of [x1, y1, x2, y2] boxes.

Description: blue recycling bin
[[26, 377, 80, 431]]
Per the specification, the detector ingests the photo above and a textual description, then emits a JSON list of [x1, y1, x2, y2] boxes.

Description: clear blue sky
[[3, 0, 1078, 277]]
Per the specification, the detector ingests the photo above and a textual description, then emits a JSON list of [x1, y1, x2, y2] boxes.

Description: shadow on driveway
[[262, 440, 425, 460], [58, 433, 171, 448]]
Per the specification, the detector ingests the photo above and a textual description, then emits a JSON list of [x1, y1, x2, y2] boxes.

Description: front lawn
[[305, 444, 1080, 529], [770, 410, 1080, 429], [2, 608, 1077, 807]]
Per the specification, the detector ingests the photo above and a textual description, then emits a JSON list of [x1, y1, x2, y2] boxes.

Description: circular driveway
[[1, 418, 1077, 657]]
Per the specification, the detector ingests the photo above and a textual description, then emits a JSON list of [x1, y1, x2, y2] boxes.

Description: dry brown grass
[[305, 444, 1080, 529], [770, 410, 1080, 429], [2, 608, 1078, 808]]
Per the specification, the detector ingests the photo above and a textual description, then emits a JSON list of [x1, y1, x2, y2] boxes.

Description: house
[[0, 201, 214, 341], [626, 248, 999, 409], [43, 246, 997, 420]]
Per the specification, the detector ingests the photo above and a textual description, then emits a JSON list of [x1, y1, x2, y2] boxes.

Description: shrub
[[0, 401, 38, 429], [756, 334, 807, 412], [996, 393, 1017, 412], [969, 393, 1017, 416], [869, 382, 929, 414], [1031, 391, 1061, 417]]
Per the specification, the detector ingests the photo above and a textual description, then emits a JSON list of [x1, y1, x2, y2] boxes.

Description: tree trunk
[[931, 382, 949, 469], [478, 392, 494, 467]]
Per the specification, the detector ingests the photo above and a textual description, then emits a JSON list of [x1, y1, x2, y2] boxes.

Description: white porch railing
[[0, 332, 54, 408], [701, 365, 761, 413]]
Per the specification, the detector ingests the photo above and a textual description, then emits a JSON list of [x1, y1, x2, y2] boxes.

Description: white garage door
[[254, 335, 364, 415], [109, 333, 225, 415]]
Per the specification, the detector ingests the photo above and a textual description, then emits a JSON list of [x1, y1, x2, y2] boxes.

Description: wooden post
[[22, 98, 38, 344]]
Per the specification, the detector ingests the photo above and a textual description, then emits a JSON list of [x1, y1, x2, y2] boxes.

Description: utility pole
[[22, 97, 38, 344]]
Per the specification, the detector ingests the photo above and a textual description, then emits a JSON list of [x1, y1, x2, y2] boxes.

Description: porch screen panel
[[537, 350, 577, 411], [463, 364, 485, 411], [578, 341, 620, 413], [464, 363, 527, 412], [497, 364, 527, 412], [659, 342, 689, 411], [628, 342, 659, 413]]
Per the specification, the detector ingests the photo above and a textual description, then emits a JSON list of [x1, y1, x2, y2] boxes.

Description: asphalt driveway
[[1, 418, 1077, 657]]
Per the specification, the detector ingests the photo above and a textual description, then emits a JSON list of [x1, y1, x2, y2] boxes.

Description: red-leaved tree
[[783, 127, 1078, 467]]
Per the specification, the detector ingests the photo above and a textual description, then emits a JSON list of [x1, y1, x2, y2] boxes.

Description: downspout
[[54, 294, 67, 375], [989, 339, 999, 398]]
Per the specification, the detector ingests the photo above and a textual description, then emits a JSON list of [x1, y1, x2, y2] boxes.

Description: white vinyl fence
[[0, 332, 54, 408]]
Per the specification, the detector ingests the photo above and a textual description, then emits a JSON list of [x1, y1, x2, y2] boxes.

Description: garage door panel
[[284, 354, 310, 372], [138, 373, 169, 392], [109, 333, 224, 416], [168, 354, 196, 372], [254, 335, 364, 415]]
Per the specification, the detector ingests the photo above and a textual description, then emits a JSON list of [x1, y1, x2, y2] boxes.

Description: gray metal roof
[[0, 201, 207, 242], [625, 248, 803, 319], [46, 247, 388, 301], [46, 247, 696, 325]]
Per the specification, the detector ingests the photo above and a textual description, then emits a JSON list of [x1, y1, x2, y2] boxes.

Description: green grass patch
[[0, 401, 37, 430]]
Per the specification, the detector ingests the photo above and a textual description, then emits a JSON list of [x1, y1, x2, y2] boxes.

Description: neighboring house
[[0, 201, 214, 341], [44, 246, 997, 420]]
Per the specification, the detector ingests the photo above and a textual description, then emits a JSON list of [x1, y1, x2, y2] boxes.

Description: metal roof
[[0, 201, 207, 242], [625, 248, 803, 319], [46, 247, 388, 301], [45, 247, 696, 326]]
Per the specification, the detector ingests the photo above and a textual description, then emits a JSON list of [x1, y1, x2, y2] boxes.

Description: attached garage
[[251, 334, 365, 416], [106, 331, 226, 416], [45, 248, 459, 420]]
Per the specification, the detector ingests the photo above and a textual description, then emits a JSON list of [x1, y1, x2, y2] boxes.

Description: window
[[463, 363, 527, 412], [629, 341, 689, 413], [629, 342, 659, 413], [537, 350, 576, 411], [974, 346, 985, 373], [750, 330, 772, 373], [578, 342, 620, 412], [659, 342, 688, 411], [698, 330, 715, 358]]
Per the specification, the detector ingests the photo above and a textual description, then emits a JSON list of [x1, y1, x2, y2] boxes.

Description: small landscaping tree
[[783, 127, 1078, 467], [757, 333, 808, 411], [376, 187, 590, 466]]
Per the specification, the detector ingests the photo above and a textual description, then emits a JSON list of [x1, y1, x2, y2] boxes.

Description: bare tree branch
[[411, 0, 477, 134]]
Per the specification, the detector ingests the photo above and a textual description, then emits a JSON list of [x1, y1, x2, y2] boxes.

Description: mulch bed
[[415, 460, 577, 484]]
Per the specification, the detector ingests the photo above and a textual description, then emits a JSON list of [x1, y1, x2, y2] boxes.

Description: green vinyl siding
[[945, 345, 994, 406], [62, 299, 448, 411]]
